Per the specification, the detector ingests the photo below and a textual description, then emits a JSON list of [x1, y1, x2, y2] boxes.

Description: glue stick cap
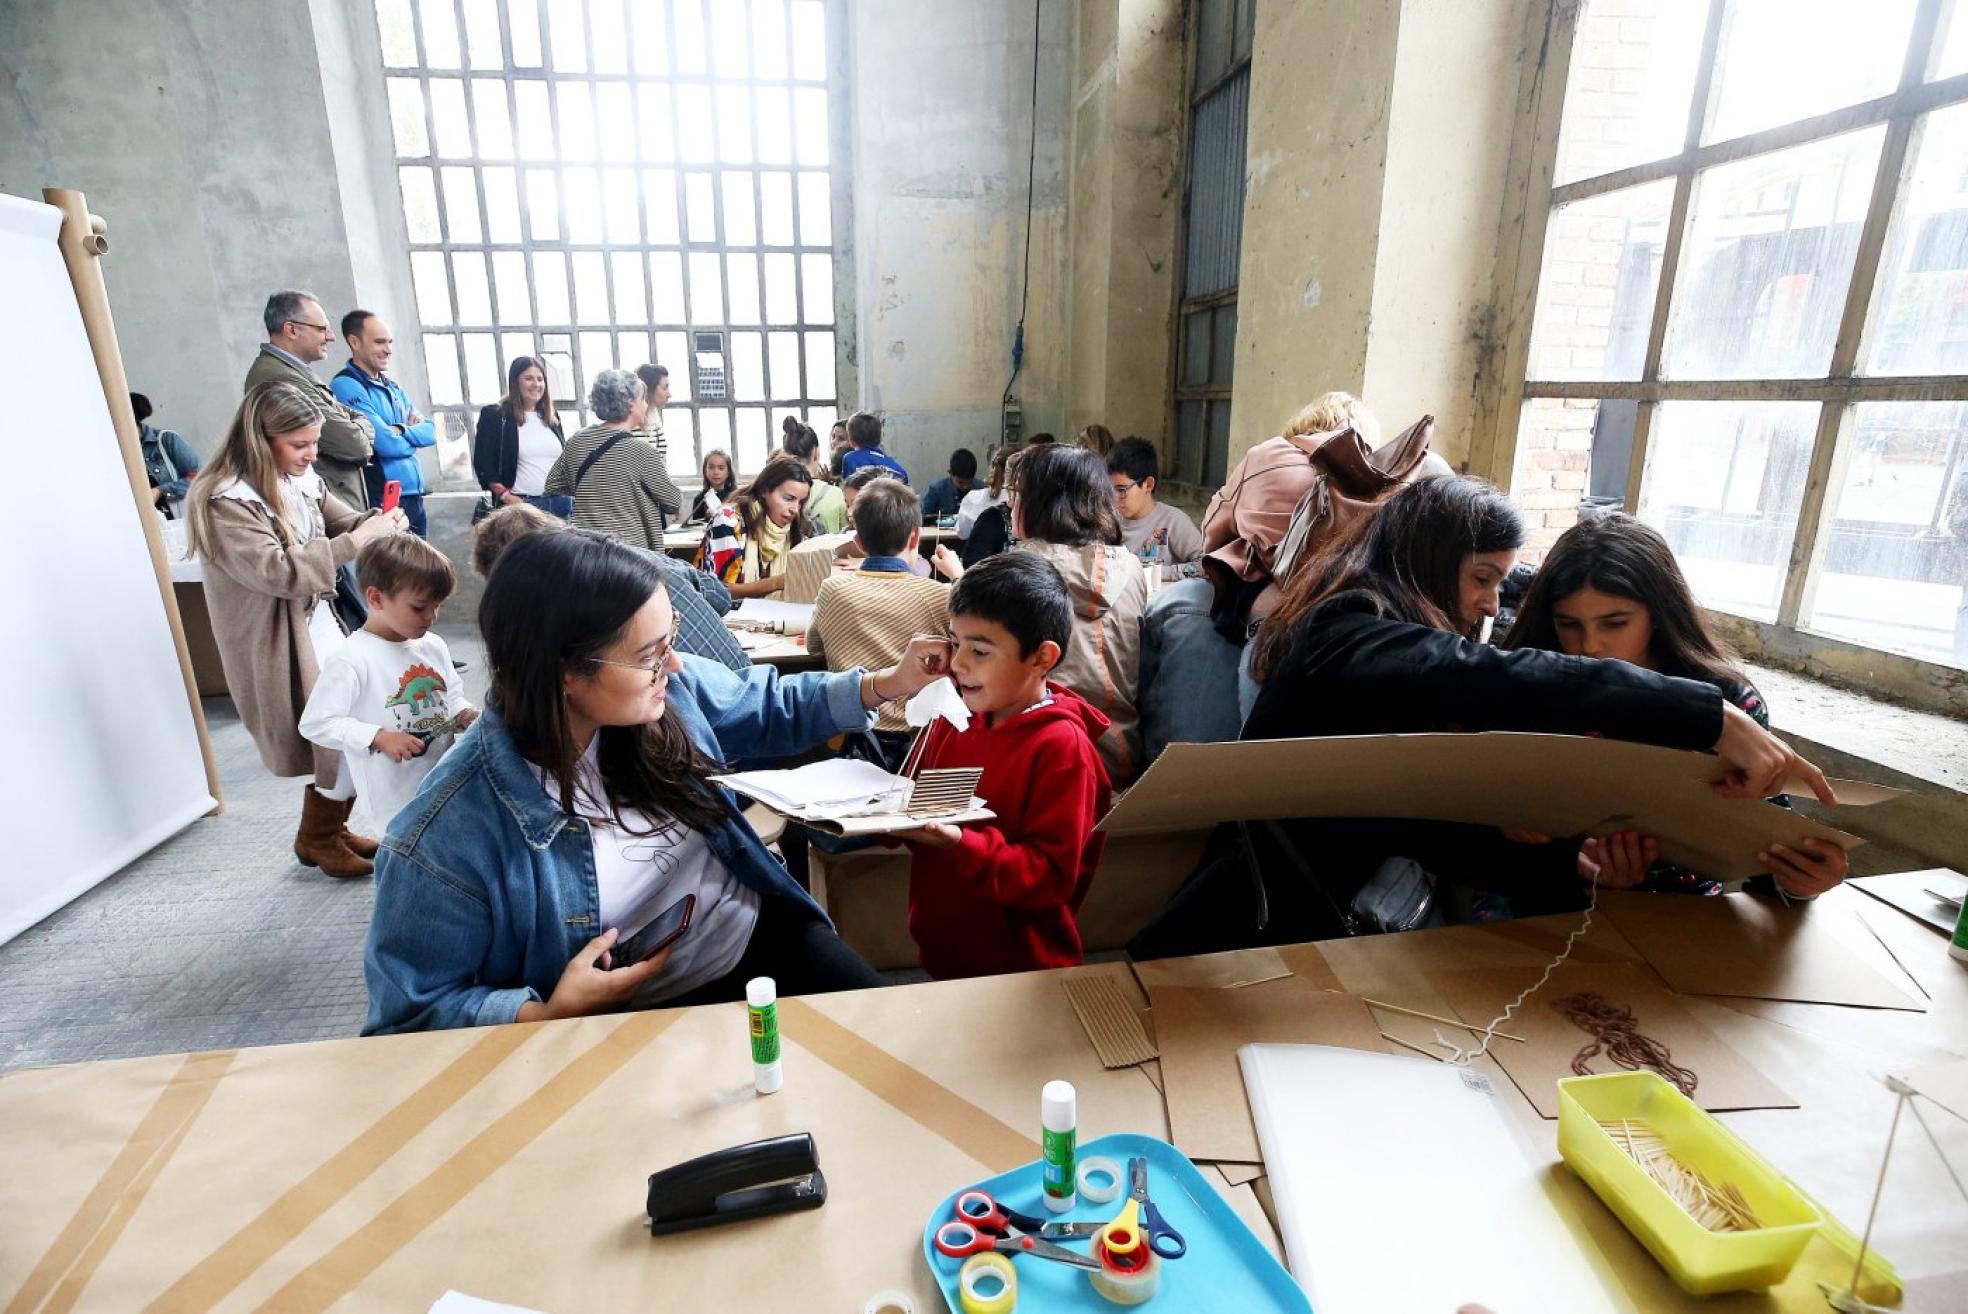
[[1042, 1080, 1076, 1131], [747, 976, 776, 1008]]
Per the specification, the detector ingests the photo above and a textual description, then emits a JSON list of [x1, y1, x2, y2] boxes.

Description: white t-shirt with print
[[298, 628, 476, 825]]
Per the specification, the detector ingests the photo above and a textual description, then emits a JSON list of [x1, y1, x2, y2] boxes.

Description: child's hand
[[931, 545, 964, 580], [1578, 830, 1657, 888], [1760, 838, 1847, 899], [455, 707, 480, 731], [372, 729, 428, 762], [894, 822, 962, 850]]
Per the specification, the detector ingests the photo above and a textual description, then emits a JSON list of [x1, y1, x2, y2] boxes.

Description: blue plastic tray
[[919, 1132, 1311, 1312]]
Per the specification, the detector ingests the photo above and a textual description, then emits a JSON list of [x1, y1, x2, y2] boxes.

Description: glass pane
[[471, 80, 513, 158], [579, 331, 616, 389], [1804, 402, 1968, 666], [597, 83, 636, 161], [542, 343, 575, 402], [712, 0, 751, 78], [1179, 311, 1209, 387], [387, 78, 428, 156], [429, 78, 471, 156], [1174, 400, 1205, 486], [453, 252, 493, 324], [1939, 7, 1968, 79], [793, 88, 829, 165], [482, 166, 522, 241], [801, 253, 833, 324], [1210, 303, 1237, 386], [572, 251, 610, 322], [763, 252, 798, 324], [461, 0, 503, 69], [399, 165, 440, 242], [557, 81, 597, 160], [1705, 0, 1915, 144], [685, 172, 718, 241], [717, 85, 754, 163], [633, 0, 670, 75], [509, 0, 542, 66], [524, 167, 560, 239], [727, 253, 762, 324], [412, 250, 453, 325], [1196, 0, 1232, 88], [423, 333, 463, 404], [650, 252, 686, 321], [753, 0, 789, 80], [638, 84, 675, 162], [1553, 0, 1706, 185], [547, 0, 587, 72], [756, 87, 793, 164], [440, 166, 481, 242], [722, 173, 757, 246], [562, 167, 603, 242], [463, 332, 501, 402], [514, 82, 554, 159], [790, 1, 826, 81], [492, 250, 531, 322], [1637, 400, 1819, 621], [804, 330, 836, 399], [500, 331, 535, 369], [731, 332, 765, 401], [672, 0, 707, 75], [612, 251, 647, 322], [735, 407, 769, 472], [619, 331, 653, 372], [376, 0, 418, 65], [759, 171, 795, 244], [658, 331, 691, 398], [419, 0, 461, 68], [644, 169, 680, 243], [797, 171, 831, 245], [1509, 398, 1627, 556], [1866, 104, 1968, 375], [602, 166, 640, 242], [700, 409, 734, 470], [589, 0, 627, 74], [768, 330, 802, 400], [689, 252, 725, 323], [533, 252, 571, 323], [677, 86, 716, 164], [1662, 127, 1884, 379], [665, 408, 697, 474], [1527, 179, 1674, 381], [1206, 404, 1233, 486], [807, 404, 836, 436]]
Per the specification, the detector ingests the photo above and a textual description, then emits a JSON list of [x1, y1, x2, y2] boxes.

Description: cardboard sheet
[[1213, 1160, 1265, 1186], [1433, 963, 1798, 1119], [1850, 868, 1967, 935], [1097, 733, 1889, 881], [1060, 968, 1158, 1068], [1133, 947, 1290, 992], [1599, 891, 1925, 1011], [1148, 977, 1386, 1163]]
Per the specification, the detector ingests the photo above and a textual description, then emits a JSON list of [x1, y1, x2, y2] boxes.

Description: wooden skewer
[[1379, 1032, 1446, 1062], [1358, 997, 1527, 1044]]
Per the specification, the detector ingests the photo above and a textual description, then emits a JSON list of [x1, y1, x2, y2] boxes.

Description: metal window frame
[[1499, 0, 1968, 689], [378, 0, 841, 481]]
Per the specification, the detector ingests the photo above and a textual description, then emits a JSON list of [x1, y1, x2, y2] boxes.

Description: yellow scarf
[[746, 513, 793, 582]]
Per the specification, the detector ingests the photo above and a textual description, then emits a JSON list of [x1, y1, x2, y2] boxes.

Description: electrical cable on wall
[[1002, 0, 1043, 442]]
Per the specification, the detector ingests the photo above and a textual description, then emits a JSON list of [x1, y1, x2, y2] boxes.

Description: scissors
[[933, 1191, 1101, 1270], [1127, 1157, 1187, 1259]]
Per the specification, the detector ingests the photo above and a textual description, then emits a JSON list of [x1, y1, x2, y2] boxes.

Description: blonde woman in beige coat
[[185, 382, 407, 875]]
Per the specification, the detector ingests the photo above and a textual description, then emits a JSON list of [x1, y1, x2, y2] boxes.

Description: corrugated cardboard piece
[[1600, 890, 1926, 1011], [1097, 733, 1893, 881], [1061, 966, 1158, 1068], [1433, 962, 1798, 1119]]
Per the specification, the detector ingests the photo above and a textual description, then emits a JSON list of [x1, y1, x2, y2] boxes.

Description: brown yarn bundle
[[1552, 991, 1699, 1095]]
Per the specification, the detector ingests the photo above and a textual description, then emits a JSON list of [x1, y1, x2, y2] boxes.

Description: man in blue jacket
[[333, 310, 437, 536]]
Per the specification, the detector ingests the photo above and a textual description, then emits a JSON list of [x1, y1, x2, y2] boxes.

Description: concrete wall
[[840, 0, 1074, 477], [0, 0, 425, 461]]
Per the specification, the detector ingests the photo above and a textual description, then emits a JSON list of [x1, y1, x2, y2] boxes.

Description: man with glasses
[[244, 289, 375, 509]]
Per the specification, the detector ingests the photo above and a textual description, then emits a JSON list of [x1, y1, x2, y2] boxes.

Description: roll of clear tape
[[1090, 1236, 1161, 1305], [863, 1290, 916, 1314], [1077, 1154, 1124, 1204], [959, 1252, 1017, 1314]]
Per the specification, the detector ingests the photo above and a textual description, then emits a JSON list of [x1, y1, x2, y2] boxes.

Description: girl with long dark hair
[[363, 530, 950, 1032], [697, 455, 813, 598]]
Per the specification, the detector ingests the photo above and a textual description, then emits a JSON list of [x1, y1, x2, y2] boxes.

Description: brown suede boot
[[293, 786, 374, 878], [335, 795, 380, 860]]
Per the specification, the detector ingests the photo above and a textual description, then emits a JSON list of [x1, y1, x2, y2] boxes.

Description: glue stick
[[1041, 1079, 1077, 1213], [1951, 896, 1968, 964], [747, 977, 783, 1094]]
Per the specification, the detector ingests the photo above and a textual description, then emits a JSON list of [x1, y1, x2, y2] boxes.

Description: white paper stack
[[723, 598, 816, 634], [713, 758, 993, 837]]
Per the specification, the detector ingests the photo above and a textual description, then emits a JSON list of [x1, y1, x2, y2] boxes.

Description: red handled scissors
[[933, 1190, 1101, 1270]]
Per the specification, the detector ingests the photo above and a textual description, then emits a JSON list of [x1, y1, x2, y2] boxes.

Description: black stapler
[[646, 1132, 828, 1236]]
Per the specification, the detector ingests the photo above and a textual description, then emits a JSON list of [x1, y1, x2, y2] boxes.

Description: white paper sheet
[[712, 758, 907, 816], [428, 1292, 550, 1314], [905, 676, 971, 731], [724, 598, 817, 628], [1238, 1043, 1619, 1314]]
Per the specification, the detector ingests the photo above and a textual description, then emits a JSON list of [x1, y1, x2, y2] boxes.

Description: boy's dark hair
[[340, 308, 375, 341], [950, 552, 1071, 664], [130, 392, 153, 425], [1016, 444, 1122, 548], [949, 447, 978, 480], [1105, 437, 1158, 486], [844, 465, 888, 492], [850, 477, 920, 556], [471, 501, 562, 578], [847, 411, 884, 448], [358, 531, 458, 600]]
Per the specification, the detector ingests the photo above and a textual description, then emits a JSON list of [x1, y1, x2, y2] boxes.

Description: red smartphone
[[609, 893, 696, 969], [380, 479, 402, 512]]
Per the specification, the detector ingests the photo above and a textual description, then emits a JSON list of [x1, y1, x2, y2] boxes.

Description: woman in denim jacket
[[363, 530, 950, 1033]]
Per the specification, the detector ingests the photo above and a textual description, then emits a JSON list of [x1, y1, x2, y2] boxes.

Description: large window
[[1511, 0, 1968, 673], [1171, 0, 1254, 489], [372, 0, 839, 487]]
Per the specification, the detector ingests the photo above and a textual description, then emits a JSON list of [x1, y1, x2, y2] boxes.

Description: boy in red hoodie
[[896, 553, 1113, 977]]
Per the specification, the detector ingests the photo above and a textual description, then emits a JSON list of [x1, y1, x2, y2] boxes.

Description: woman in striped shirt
[[697, 455, 814, 598], [545, 369, 677, 552]]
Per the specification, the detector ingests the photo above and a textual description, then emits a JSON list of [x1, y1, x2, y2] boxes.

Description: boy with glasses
[[1106, 437, 1203, 567]]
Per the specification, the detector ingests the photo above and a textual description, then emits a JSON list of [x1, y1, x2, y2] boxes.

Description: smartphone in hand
[[609, 893, 696, 969], [381, 479, 402, 513]]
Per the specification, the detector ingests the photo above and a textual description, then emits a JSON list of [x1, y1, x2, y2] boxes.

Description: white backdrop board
[[0, 193, 214, 945]]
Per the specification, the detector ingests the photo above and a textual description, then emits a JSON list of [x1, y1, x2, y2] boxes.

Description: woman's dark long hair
[[1016, 444, 1121, 547], [1249, 475, 1524, 682], [1503, 511, 1745, 688], [500, 355, 560, 430], [735, 454, 814, 548], [481, 530, 725, 834]]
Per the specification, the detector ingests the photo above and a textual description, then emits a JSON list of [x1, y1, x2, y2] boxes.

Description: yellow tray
[[1557, 1072, 1821, 1294]]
